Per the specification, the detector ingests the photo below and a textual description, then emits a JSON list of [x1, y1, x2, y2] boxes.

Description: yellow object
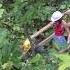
[[22, 38, 31, 54]]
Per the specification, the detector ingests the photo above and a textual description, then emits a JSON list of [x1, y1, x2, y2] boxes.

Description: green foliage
[[21, 54, 45, 70], [55, 53, 70, 70], [0, 4, 4, 18], [47, 49, 70, 70], [58, 63, 70, 70], [2, 61, 13, 70], [0, 0, 70, 70], [0, 28, 9, 64], [30, 54, 43, 64]]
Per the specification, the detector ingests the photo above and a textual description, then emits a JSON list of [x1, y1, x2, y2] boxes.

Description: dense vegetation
[[0, 0, 70, 70]]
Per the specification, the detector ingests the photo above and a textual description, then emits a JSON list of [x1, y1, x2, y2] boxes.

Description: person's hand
[[67, 34, 70, 44]]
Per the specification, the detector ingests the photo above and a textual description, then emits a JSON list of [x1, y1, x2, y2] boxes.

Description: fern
[[58, 62, 70, 70], [54, 53, 70, 70]]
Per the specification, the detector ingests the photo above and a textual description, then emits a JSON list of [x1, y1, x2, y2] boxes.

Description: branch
[[63, 9, 70, 15], [37, 33, 54, 46]]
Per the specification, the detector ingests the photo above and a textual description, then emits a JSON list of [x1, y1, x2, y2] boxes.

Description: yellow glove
[[22, 38, 31, 54]]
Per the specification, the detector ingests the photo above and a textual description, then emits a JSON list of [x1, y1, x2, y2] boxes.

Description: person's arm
[[62, 20, 70, 44], [31, 22, 53, 39]]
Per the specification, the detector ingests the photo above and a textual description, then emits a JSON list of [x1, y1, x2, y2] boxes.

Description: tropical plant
[[0, 0, 70, 70]]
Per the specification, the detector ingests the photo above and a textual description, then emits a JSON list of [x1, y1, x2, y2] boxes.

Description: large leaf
[[0, 28, 8, 48], [58, 62, 70, 70], [54, 53, 70, 70], [0, 4, 2, 8], [0, 4, 4, 18], [30, 54, 43, 64]]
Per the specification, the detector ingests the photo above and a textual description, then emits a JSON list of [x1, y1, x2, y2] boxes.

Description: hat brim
[[51, 14, 63, 22]]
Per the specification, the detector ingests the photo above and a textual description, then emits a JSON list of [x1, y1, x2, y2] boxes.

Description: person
[[49, 11, 70, 50], [23, 11, 70, 54]]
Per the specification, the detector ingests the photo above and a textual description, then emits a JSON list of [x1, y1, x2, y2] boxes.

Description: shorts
[[52, 35, 67, 50]]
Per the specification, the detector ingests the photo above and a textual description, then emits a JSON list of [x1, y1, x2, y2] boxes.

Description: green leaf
[[0, 4, 2, 8], [60, 5, 66, 10], [55, 53, 70, 62], [58, 62, 70, 70], [0, 9, 4, 18], [30, 54, 43, 64], [54, 53, 70, 70]]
